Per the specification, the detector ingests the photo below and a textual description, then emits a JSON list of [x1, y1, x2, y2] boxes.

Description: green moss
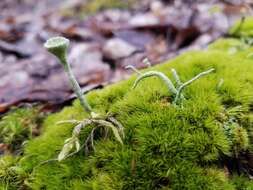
[[208, 38, 253, 60], [84, 0, 131, 13], [231, 175, 253, 190], [61, 0, 133, 18], [0, 155, 27, 190], [230, 17, 253, 37], [0, 106, 43, 153], [3, 37, 253, 189]]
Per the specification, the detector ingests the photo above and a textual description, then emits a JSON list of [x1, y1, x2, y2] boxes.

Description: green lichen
[[127, 64, 214, 105], [44, 37, 124, 161], [45, 37, 92, 113]]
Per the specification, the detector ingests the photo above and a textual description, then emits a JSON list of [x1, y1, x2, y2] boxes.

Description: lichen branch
[[57, 117, 124, 161], [132, 71, 178, 96], [125, 65, 141, 75], [174, 68, 215, 104], [44, 37, 124, 162], [143, 58, 151, 68], [171, 68, 182, 87]]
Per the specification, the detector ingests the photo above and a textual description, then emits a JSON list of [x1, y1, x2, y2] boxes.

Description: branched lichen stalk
[[174, 68, 215, 104], [143, 58, 151, 68], [133, 71, 178, 96], [171, 68, 182, 87], [125, 65, 141, 75]]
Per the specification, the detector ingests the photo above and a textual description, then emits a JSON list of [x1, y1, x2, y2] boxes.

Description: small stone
[[103, 38, 137, 60], [129, 13, 160, 27]]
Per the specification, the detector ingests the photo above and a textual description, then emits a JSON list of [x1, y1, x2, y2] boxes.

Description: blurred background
[[0, 0, 252, 114]]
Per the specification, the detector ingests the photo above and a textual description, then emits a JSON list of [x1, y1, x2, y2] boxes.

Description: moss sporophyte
[[44, 37, 124, 161]]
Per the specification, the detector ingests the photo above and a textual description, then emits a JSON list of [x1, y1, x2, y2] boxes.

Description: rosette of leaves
[[44, 37, 124, 161]]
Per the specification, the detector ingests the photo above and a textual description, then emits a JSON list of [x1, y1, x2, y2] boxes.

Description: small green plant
[[44, 37, 124, 161], [126, 60, 214, 105], [0, 155, 27, 190], [231, 174, 253, 189], [0, 106, 41, 152], [223, 106, 250, 157]]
